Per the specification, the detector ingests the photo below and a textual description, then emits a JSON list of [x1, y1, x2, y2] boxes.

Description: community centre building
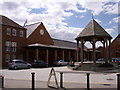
[[0, 15, 119, 67]]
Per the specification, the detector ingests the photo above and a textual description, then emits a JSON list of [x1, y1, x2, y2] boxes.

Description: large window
[[12, 29, 16, 36], [19, 30, 24, 37], [6, 28, 11, 35], [11, 42, 17, 52], [6, 41, 11, 52], [6, 54, 10, 62], [6, 41, 17, 52]]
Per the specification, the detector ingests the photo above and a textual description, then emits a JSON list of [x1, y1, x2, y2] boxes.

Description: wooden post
[[26, 49, 29, 62], [62, 50, 64, 60], [54, 49, 57, 60], [46, 49, 49, 64], [87, 51, 89, 61], [68, 51, 71, 61], [92, 38, 96, 64], [80, 40, 84, 64], [109, 39, 111, 62], [105, 39, 109, 63], [36, 48, 39, 60], [102, 40, 106, 62], [77, 40, 79, 62]]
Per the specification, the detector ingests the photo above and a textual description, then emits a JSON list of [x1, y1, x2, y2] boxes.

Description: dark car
[[31, 60, 48, 68]]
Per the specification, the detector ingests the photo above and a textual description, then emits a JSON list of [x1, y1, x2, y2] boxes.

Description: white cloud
[[95, 19, 102, 23], [0, 0, 86, 42], [46, 24, 83, 42], [78, 1, 119, 15], [0, 0, 119, 43], [113, 16, 120, 23], [76, 15, 85, 18], [109, 16, 120, 24], [106, 28, 114, 34], [104, 3, 118, 14], [79, 2, 104, 15]]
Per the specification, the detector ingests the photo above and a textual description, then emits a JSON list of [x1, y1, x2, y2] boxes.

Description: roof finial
[[23, 19, 27, 27], [92, 13, 94, 20]]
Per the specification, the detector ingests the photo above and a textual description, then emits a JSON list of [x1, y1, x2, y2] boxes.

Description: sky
[[0, 0, 120, 48]]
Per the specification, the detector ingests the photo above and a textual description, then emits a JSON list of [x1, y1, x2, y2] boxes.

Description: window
[[6, 54, 10, 62], [11, 42, 17, 52], [19, 55, 23, 60], [6, 41, 11, 52], [11, 54, 16, 60], [19, 30, 24, 37], [6, 28, 11, 35], [12, 29, 16, 36]]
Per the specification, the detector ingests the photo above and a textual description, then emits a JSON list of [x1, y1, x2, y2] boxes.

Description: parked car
[[31, 60, 48, 68], [111, 58, 120, 63], [8, 59, 31, 70], [97, 58, 105, 63], [97, 58, 104, 61], [54, 60, 68, 66]]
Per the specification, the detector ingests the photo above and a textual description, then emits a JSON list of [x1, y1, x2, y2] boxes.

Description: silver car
[[54, 60, 68, 66], [8, 59, 31, 69]]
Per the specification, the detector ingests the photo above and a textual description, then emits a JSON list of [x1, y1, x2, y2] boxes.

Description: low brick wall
[[68, 62, 117, 71]]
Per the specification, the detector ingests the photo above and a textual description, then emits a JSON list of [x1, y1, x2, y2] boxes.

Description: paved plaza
[[0, 66, 120, 89]]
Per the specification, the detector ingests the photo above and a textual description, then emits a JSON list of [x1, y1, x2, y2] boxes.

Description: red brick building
[[97, 34, 120, 59], [1, 15, 87, 67], [1, 15, 119, 67], [111, 34, 120, 58], [24, 22, 81, 65], [0, 15, 27, 67]]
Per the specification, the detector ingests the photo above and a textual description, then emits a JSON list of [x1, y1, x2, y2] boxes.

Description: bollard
[[31, 72, 35, 90], [2, 76, 4, 88], [86, 73, 91, 90], [60, 72, 63, 88], [117, 74, 120, 90]]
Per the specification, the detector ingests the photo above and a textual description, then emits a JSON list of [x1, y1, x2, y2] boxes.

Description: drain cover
[[102, 84, 111, 86], [106, 78, 114, 80]]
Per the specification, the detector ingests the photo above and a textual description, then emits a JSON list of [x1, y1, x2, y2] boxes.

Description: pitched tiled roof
[[0, 15, 25, 29], [24, 22, 41, 38], [76, 19, 112, 40], [25, 22, 88, 49], [53, 39, 87, 49]]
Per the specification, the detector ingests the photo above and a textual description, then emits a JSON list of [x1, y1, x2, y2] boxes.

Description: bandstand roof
[[75, 19, 112, 41]]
